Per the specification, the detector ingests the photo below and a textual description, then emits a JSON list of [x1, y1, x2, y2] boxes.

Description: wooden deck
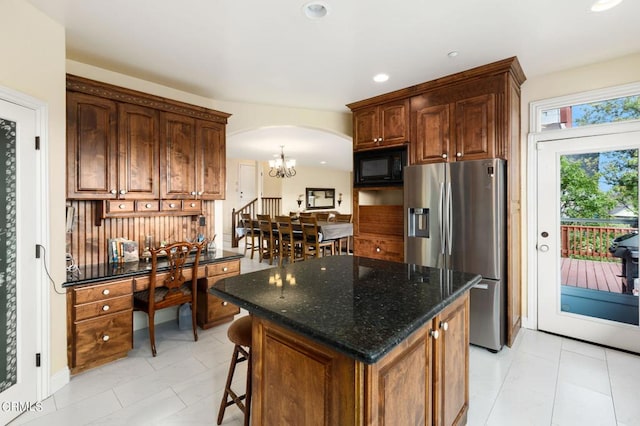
[[561, 257, 624, 293]]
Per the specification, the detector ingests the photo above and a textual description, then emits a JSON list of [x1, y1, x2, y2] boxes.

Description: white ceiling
[[27, 0, 639, 171]]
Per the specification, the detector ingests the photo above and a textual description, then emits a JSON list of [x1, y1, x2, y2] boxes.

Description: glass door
[[537, 131, 640, 352]]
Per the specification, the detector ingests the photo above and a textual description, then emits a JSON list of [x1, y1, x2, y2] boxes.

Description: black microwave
[[353, 146, 407, 187]]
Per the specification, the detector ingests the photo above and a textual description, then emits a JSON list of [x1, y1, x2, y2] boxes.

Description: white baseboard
[[48, 366, 70, 397], [521, 316, 536, 330]]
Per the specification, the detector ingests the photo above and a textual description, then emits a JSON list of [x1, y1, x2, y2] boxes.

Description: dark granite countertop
[[210, 255, 481, 364], [64, 249, 244, 287]]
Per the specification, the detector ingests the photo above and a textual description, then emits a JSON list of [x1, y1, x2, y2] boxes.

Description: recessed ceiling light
[[591, 0, 623, 12], [447, 51, 459, 58], [320, 161, 327, 165], [373, 73, 389, 83], [303, 2, 329, 19]]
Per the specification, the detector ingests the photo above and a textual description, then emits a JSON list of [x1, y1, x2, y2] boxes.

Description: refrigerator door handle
[[439, 182, 445, 254], [447, 182, 453, 256]]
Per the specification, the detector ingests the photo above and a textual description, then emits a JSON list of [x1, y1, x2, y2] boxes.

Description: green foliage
[[575, 96, 640, 126], [602, 149, 638, 214], [560, 156, 616, 219]]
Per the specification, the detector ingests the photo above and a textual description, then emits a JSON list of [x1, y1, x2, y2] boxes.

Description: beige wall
[[520, 52, 640, 322], [0, 0, 67, 378]]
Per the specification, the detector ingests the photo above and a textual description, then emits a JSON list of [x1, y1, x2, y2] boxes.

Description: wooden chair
[[299, 212, 313, 218], [241, 213, 258, 259], [257, 214, 277, 265], [315, 212, 330, 222], [274, 215, 303, 266], [334, 213, 353, 254], [133, 241, 203, 356], [300, 215, 335, 259]]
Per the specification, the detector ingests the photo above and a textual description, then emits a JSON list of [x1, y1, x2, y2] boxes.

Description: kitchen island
[[211, 255, 481, 426]]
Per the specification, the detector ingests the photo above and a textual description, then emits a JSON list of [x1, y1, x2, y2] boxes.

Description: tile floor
[[10, 247, 640, 425]]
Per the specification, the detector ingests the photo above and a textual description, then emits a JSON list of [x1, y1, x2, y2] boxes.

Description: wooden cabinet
[[196, 259, 241, 329], [353, 99, 409, 151], [354, 235, 403, 262], [66, 74, 231, 218], [353, 189, 404, 263], [67, 278, 133, 375], [411, 91, 496, 165], [251, 291, 470, 426]]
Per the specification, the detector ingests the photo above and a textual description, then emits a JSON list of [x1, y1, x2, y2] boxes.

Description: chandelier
[[268, 145, 296, 178]]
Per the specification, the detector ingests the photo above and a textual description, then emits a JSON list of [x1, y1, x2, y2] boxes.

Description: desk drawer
[[205, 260, 240, 277], [105, 200, 135, 214], [74, 295, 132, 321], [74, 279, 132, 304], [74, 310, 132, 366]]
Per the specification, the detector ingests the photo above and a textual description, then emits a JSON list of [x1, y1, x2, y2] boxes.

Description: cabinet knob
[[375, 247, 381, 253], [456, 152, 462, 158], [440, 321, 449, 331], [118, 204, 126, 209], [222, 301, 228, 306], [110, 189, 117, 195], [442, 153, 448, 159], [222, 267, 228, 272], [170, 203, 176, 208], [145, 203, 152, 208], [190, 203, 196, 208], [120, 189, 127, 195], [102, 289, 110, 296], [429, 329, 439, 340], [102, 335, 110, 342], [102, 305, 110, 312], [191, 191, 196, 196], [198, 191, 203, 196]]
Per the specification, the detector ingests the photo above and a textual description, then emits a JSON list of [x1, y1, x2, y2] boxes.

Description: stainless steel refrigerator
[[404, 158, 506, 351]]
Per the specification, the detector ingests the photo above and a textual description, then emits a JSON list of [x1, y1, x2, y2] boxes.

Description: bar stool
[[217, 315, 252, 426]]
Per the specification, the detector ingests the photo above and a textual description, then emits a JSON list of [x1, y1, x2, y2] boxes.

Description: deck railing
[[560, 219, 637, 260]]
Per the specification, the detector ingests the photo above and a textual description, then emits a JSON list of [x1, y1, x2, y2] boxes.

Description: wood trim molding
[[66, 74, 231, 124]]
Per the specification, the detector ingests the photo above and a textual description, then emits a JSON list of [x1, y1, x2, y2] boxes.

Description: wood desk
[[64, 250, 243, 374]]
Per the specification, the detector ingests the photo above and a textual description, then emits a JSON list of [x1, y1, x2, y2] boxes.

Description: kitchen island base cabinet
[[251, 291, 469, 426], [196, 259, 241, 329]]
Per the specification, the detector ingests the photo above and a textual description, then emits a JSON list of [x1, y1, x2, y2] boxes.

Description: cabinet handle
[[190, 203, 196, 208], [170, 203, 176, 208], [440, 321, 449, 331], [102, 289, 110, 296], [442, 153, 448, 159], [375, 247, 381, 253], [110, 189, 117, 195], [191, 191, 196, 196], [145, 203, 152, 209], [456, 152, 462, 158], [120, 189, 127, 195], [102, 305, 110, 311], [118, 204, 126, 209], [222, 301, 228, 306], [222, 267, 228, 272], [429, 329, 439, 340], [198, 191, 203, 196], [102, 335, 110, 342]]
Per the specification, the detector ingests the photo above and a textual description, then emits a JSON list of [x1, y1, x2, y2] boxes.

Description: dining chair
[[300, 215, 335, 259], [299, 212, 313, 218], [334, 213, 353, 254], [133, 241, 203, 356], [274, 215, 303, 266], [257, 214, 277, 265], [241, 213, 258, 259], [315, 212, 330, 222]]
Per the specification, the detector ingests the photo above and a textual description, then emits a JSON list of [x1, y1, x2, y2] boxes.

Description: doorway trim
[[527, 81, 640, 330], [0, 85, 50, 399]]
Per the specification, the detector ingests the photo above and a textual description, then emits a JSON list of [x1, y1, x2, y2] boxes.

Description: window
[[541, 94, 640, 131]]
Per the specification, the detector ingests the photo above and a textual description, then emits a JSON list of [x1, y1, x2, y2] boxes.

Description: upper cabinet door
[[160, 113, 197, 200], [454, 93, 496, 161], [117, 104, 159, 199], [196, 120, 226, 200], [353, 100, 409, 151], [67, 92, 118, 199], [410, 97, 451, 165]]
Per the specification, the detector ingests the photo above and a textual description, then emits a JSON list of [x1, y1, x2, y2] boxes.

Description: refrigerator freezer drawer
[[469, 278, 504, 352]]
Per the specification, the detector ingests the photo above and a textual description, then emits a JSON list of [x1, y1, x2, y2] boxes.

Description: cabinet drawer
[[74, 295, 132, 321], [182, 200, 202, 212], [205, 260, 240, 277], [162, 200, 181, 211], [354, 236, 404, 262], [74, 310, 132, 366], [136, 200, 160, 212], [105, 200, 135, 214], [74, 279, 132, 304]]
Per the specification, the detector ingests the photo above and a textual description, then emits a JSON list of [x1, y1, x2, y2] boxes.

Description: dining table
[[244, 218, 353, 250]]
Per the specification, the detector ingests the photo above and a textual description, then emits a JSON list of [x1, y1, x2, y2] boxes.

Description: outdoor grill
[[609, 232, 639, 295]]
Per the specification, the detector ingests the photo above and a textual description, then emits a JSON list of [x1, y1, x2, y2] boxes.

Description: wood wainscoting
[[66, 200, 216, 267]]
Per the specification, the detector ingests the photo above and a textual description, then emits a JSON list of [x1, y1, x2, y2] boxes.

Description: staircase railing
[[261, 197, 281, 218], [231, 197, 283, 247]]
